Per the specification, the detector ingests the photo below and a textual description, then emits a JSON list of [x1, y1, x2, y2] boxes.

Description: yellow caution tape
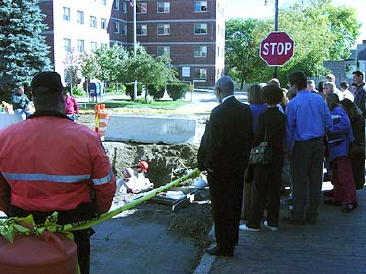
[[0, 169, 201, 242]]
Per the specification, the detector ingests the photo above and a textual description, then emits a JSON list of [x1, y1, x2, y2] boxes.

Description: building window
[[90, 42, 98, 51], [157, 24, 170, 35], [63, 38, 71, 52], [101, 0, 107, 5], [90, 16, 97, 28], [194, 1, 207, 12], [122, 1, 127, 13], [157, 46, 170, 57], [63, 7, 70, 21], [137, 24, 147, 36], [77, 11, 84, 24], [137, 3, 147, 14], [77, 39, 85, 52], [101, 18, 107, 29], [121, 23, 127, 35], [194, 68, 207, 80], [194, 46, 207, 58], [113, 0, 119, 10], [194, 23, 207, 35], [113, 21, 120, 33], [157, 2, 170, 13], [101, 43, 108, 48]]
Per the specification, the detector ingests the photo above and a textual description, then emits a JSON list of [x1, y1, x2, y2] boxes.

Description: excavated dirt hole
[[104, 141, 200, 187], [79, 116, 213, 250], [103, 141, 212, 248]]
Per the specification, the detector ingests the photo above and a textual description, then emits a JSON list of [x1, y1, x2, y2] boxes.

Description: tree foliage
[[80, 45, 178, 100], [94, 44, 129, 84], [225, 0, 361, 86], [226, 18, 272, 88], [0, 0, 52, 101]]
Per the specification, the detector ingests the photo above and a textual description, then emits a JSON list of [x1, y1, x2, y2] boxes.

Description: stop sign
[[260, 31, 295, 66]]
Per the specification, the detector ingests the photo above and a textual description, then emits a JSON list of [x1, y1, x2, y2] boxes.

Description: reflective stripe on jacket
[[0, 115, 116, 213]]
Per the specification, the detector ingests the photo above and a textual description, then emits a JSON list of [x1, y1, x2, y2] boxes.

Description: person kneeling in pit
[[117, 161, 153, 194]]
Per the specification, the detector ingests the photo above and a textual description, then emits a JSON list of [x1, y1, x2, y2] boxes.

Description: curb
[[192, 225, 216, 274]]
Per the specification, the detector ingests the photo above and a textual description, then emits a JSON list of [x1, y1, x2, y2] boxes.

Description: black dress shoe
[[205, 245, 234, 257]]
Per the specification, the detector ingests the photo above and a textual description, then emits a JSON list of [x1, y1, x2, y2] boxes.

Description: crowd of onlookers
[[240, 70, 365, 232]]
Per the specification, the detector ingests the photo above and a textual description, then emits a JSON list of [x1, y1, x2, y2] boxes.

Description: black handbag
[[248, 125, 272, 165]]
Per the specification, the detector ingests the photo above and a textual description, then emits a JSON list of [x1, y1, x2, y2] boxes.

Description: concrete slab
[[105, 115, 197, 144], [0, 113, 21, 130]]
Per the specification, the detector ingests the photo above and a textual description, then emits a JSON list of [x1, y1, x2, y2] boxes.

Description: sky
[[225, 0, 366, 47]]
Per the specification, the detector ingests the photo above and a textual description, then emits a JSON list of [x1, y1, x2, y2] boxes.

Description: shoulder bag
[[248, 125, 272, 166]]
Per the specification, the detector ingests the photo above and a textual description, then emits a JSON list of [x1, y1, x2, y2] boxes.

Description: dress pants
[[248, 158, 283, 228], [208, 170, 244, 250], [292, 138, 324, 221]]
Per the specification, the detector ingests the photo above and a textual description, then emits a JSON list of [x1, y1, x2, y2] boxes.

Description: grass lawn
[[78, 99, 194, 115]]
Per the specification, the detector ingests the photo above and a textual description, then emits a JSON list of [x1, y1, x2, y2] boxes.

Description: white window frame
[[63, 38, 71, 52], [63, 7, 70, 21], [194, 23, 207, 35], [122, 1, 127, 13], [194, 46, 207, 58], [121, 23, 127, 35], [194, 68, 207, 80], [157, 2, 170, 13], [77, 10, 84, 24], [90, 16, 97, 28], [77, 39, 85, 53], [157, 46, 170, 57], [194, 1, 207, 12], [137, 24, 147, 36], [113, 21, 120, 33], [137, 2, 147, 14], [157, 24, 170, 35], [113, 0, 119, 10], [101, 18, 107, 29], [90, 42, 98, 51]]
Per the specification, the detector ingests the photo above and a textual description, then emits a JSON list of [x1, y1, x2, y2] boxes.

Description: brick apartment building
[[39, 0, 225, 87]]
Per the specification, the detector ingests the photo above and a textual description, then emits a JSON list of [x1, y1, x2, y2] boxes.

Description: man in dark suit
[[197, 76, 253, 256]]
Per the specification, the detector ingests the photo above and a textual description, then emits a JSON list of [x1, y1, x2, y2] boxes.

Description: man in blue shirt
[[284, 71, 332, 224]]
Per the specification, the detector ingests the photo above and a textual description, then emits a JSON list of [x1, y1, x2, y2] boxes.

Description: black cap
[[31, 71, 64, 93]]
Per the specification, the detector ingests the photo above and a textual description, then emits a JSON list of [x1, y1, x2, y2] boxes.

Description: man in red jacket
[[0, 71, 116, 274]]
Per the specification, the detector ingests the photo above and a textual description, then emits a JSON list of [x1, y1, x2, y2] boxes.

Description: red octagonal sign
[[260, 31, 295, 66]]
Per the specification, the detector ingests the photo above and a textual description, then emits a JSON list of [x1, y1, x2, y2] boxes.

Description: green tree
[[225, 0, 361, 86], [93, 44, 128, 85], [123, 46, 178, 100], [225, 18, 272, 88], [64, 51, 81, 93], [0, 0, 52, 101]]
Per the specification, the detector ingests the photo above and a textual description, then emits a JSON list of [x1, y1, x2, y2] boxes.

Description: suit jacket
[[197, 96, 253, 177]]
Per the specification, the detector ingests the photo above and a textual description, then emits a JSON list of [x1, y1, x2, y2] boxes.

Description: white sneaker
[[239, 224, 260, 232], [264, 221, 279, 231]]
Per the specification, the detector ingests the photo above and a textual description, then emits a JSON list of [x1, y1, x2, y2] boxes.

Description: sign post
[[259, 31, 295, 67]]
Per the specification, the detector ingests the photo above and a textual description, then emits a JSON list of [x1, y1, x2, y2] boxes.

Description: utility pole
[[133, 0, 137, 100], [273, 0, 279, 78]]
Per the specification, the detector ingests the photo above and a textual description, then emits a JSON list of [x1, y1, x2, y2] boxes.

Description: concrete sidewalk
[[197, 187, 366, 274]]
